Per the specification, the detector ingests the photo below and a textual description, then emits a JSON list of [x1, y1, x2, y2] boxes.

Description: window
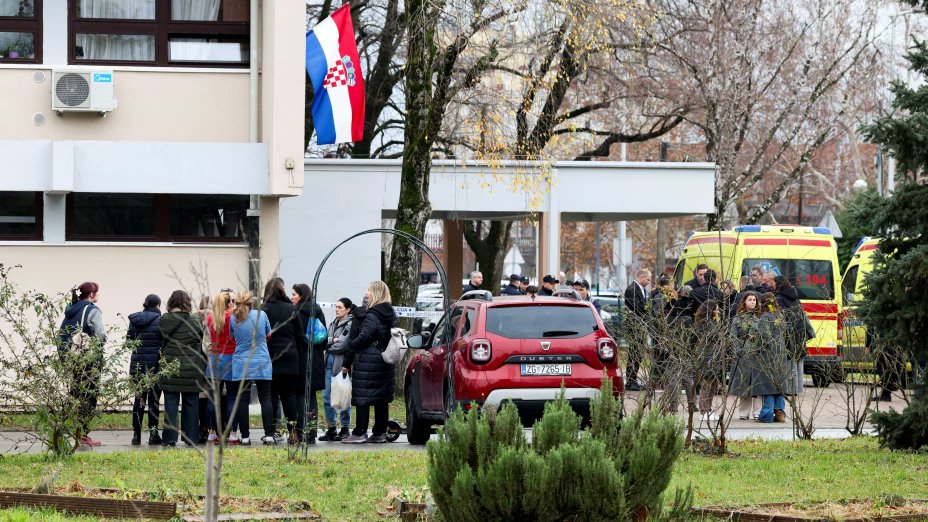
[[67, 193, 247, 242], [0, 0, 41, 63], [70, 0, 249, 67], [842, 265, 859, 305], [740, 258, 836, 300], [0, 192, 42, 240], [485, 305, 599, 339]]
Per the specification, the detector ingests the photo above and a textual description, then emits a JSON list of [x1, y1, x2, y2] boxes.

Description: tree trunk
[[385, 0, 435, 308], [463, 221, 513, 296]]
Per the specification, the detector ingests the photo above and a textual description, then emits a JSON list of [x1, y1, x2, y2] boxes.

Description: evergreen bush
[[428, 378, 691, 521], [870, 394, 928, 451]]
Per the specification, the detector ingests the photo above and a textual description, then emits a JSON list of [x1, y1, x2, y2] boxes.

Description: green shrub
[[870, 393, 928, 451], [428, 378, 691, 521]]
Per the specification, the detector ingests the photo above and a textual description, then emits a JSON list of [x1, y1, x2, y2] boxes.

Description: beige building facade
[[0, 0, 305, 324]]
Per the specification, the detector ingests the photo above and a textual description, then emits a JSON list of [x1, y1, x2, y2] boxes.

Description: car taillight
[[597, 337, 616, 362], [470, 339, 492, 363]]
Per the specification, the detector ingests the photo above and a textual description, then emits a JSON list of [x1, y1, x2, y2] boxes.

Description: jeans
[[353, 402, 389, 437], [323, 354, 351, 428], [758, 394, 786, 423], [132, 380, 160, 433], [227, 379, 274, 439], [163, 391, 199, 445]]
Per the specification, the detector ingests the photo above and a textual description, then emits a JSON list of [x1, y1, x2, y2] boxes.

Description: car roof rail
[[552, 289, 581, 300], [460, 290, 493, 302]]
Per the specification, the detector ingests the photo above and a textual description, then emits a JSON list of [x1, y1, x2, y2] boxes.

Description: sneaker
[[336, 427, 350, 441], [625, 380, 643, 392], [364, 433, 388, 444], [341, 433, 367, 444], [148, 430, 163, 445], [274, 431, 287, 443], [131, 432, 141, 446], [738, 415, 750, 420], [261, 436, 276, 445], [318, 427, 339, 442], [163, 441, 177, 447], [206, 433, 219, 444], [226, 434, 241, 445], [240, 437, 252, 446], [80, 436, 101, 447]]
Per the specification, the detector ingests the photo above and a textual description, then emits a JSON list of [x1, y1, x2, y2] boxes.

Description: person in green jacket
[[159, 290, 206, 446]]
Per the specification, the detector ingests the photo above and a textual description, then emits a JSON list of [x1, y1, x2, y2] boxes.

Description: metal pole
[[655, 141, 668, 277], [594, 222, 601, 292]]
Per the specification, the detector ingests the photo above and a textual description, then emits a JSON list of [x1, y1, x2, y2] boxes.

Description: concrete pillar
[[444, 220, 464, 300], [539, 197, 560, 277]]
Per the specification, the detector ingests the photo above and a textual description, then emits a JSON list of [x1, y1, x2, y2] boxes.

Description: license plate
[[521, 364, 571, 376]]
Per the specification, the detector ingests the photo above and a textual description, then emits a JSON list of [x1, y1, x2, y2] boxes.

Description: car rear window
[[485, 305, 598, 339]]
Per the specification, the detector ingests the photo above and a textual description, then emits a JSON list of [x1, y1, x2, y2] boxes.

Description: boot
[[318, 427, 338, 442], [872, 389, 893, 402], [336, 427, 350, 441], [131, 429, 141, 446], [773, 409, 786, 423], [148, 428, 162, 445]]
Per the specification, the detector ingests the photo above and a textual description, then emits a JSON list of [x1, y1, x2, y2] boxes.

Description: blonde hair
[[211, 291, 230, 332], [367, 281, 391, 308], [232, 291, 254, 323]]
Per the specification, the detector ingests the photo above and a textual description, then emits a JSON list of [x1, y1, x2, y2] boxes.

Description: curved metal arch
[[302, 228, 453, 456]]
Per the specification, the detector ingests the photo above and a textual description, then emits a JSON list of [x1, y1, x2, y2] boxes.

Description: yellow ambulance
[[840, 236, 879, 365], [675, 225, 843, 386]]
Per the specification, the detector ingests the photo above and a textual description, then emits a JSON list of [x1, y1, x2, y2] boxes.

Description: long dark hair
[[695, 299, 720, 323], [71, 282, 99, 304], [292, 283, 311, 305], [735, 291, 761, 317], [167, 290, 192, 313], [263, 277, 288, 303], [773, 274, 791, 291]]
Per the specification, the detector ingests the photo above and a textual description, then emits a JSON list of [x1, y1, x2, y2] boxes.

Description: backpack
[[381, 328, 408, 365], [70, 305, 92, 350]]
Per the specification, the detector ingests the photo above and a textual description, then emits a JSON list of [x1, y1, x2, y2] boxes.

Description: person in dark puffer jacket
[[159, 290, 206, 447], [340, 281, 397, 444], [126, 294, 163, 446]]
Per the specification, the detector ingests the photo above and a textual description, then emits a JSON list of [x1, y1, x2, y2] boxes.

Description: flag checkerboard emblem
[[324, 60, 349, 89]]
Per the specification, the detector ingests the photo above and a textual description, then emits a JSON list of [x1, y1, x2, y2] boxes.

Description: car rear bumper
[[483, 387, 600, 407]]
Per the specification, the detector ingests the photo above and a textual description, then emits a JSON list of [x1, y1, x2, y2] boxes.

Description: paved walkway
[[0, 384, 907, 454]]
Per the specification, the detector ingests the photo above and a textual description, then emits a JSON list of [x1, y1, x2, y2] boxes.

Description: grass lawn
[[0, 438, 924, 521]]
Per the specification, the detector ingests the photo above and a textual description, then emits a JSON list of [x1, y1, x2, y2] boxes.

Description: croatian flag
[[306, 4, 365, 145]]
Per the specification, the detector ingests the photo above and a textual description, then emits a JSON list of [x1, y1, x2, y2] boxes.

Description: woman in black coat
[[340, 281, 397, 444], [291, 283, 326, 442], [126, 294, 163, 446], [263, 279, 304, 441]]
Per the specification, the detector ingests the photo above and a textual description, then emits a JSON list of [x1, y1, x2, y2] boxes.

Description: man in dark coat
[[685, 264, 709, 290], [126, 294, 163, 446], [500, 274, 524, 296], [540, 275, 558, 296], [463, 271, 483, 293], [341, 298, 397, 444], [624, 269, 652, 391], [691, 269, 724, 313]]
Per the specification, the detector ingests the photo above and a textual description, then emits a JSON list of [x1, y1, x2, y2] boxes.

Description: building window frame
[[68, 0, 249, 68], [0, 191, 44, 241], [0, 0, 42, 64], [65, 193, 247, 243]]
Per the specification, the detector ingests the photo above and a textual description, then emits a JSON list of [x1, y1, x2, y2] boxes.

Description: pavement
[[0, 382, 908, 455]]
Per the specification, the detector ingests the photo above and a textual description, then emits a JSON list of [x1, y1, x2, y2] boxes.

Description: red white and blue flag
[[306, 4, 365, 145]]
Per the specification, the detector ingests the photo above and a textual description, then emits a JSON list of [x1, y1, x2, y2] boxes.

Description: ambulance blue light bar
[[734, 225, 761, 233], [853, 236, 869, 254], [812, 227, 832, 235]]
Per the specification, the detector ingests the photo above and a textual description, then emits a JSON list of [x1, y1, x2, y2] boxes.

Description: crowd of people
[[57, 279, 400, 448], [623, 264, 814, 423]]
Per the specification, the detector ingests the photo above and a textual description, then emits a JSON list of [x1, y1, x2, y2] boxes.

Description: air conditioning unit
[[51, 68, 117, 115]]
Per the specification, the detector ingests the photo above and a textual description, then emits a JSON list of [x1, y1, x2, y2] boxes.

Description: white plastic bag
[[330, 372, 352, 413]]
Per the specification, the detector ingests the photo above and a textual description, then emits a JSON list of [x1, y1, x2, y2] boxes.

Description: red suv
[[403, 293, 622, 445]]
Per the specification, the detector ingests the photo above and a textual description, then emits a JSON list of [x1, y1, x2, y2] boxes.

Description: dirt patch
[[9, 482, 316, 516], [697, 497, 928, 521]]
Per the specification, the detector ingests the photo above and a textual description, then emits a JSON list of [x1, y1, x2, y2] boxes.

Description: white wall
[[279, 160, 716, 303]]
